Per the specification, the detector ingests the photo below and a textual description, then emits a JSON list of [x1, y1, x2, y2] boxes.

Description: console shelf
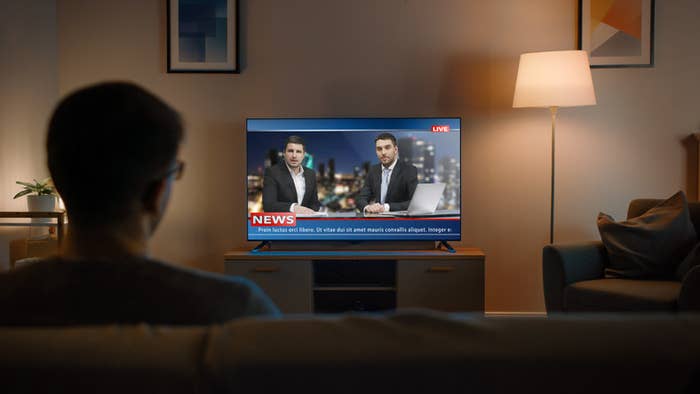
[[224, 248, 485, 314]]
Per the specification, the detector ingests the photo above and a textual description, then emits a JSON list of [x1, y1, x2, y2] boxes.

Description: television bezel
[[245, 116, 462, 243]]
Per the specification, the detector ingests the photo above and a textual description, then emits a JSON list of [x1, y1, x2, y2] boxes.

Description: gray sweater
[[0, 257, 280, 326]]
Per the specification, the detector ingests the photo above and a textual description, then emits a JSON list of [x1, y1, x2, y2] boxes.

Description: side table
[[0, 211, 67, 269]]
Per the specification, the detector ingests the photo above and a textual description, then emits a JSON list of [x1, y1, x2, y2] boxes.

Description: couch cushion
[[597, 191, 697, 279], [565, 279, 681, 312], [203, 312, 700, 393]]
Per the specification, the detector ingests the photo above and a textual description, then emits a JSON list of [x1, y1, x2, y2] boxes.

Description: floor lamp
[[513, 50, 596, 244]]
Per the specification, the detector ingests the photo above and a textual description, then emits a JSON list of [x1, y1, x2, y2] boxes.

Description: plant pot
[[27, 195, 56, 212], [27, 195, 56, 240]]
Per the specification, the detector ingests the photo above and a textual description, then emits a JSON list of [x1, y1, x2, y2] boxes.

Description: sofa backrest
[[204, 312, 700, 393], [0, 324, 207, 393], [2, 312, 700, 393], [628, 198, 700, 236]]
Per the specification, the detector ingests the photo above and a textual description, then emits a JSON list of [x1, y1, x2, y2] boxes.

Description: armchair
[[543, 199, 700, 312]]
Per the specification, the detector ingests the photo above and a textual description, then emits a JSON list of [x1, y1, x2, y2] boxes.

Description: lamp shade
[[513, 50, 596, 108]]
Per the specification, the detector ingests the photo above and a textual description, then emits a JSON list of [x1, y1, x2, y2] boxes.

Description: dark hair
[[47, 81, 183, 225], [284, 135, 305, 151], [374, 132, 397, 146]]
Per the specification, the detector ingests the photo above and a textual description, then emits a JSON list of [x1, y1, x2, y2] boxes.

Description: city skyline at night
[[247, 131, 460, 174]]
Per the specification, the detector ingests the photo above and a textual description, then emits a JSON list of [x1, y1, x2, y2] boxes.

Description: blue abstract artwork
[[178, 0, 227, 63]]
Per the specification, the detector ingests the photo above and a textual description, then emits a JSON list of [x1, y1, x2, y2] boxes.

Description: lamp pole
[[549, 106, 558, 245]]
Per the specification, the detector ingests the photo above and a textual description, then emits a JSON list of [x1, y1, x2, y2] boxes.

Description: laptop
[[379, 182, 446, 216]]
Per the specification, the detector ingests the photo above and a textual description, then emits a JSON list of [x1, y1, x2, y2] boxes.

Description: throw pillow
[[597, 191, 697, 279]]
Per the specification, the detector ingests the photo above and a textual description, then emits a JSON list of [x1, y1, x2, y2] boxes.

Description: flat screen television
[[246, 117, 461, 245]]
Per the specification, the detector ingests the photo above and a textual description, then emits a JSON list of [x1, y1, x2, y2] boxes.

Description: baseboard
[[484, 311, 547, 318]]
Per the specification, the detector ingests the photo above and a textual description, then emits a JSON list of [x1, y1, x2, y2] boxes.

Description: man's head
[[374, 132, 398, 167], [283, 135, 305, 171], [47, 82, 184, 232]]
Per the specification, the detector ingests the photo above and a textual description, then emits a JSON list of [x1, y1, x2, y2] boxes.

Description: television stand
[[224, 247, 485, 314], [251, 241, 271, 253], [438, 241, 456, 253]]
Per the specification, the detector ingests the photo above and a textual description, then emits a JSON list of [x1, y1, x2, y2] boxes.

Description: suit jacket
[[263, 163, 321, 212], [356, 161, 418, 212], [0, 257, 280, 326]]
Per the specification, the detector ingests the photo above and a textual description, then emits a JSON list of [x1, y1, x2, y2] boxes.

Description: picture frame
[[167, 0, 239, 73], [578, 0, 655, 68]]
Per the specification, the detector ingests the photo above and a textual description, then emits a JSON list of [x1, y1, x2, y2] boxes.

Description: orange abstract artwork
[[579, 0, 653, 67]]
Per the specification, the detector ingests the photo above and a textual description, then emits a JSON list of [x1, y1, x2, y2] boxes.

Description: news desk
[[223, 247, 484, 314]]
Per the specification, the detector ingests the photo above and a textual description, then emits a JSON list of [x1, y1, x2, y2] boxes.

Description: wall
[[0, 1, 58, 270], [3, 0, 697, 312]]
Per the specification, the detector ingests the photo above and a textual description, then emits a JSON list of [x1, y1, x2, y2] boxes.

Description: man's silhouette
[[0, 82, 279, 325]]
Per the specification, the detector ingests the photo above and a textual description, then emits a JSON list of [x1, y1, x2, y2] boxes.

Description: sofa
[[2, 311, 700, 393], [543, 199, 700, 312]]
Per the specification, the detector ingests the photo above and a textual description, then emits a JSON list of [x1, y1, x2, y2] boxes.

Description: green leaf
[[13, 189, 33, 199], [16, 178, 54, 196]]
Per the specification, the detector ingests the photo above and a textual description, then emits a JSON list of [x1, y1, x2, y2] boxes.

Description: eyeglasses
[[163, 160, 185, 181]]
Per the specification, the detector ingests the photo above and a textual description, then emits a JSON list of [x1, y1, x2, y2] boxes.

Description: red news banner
[[250, 212, 296, 226]]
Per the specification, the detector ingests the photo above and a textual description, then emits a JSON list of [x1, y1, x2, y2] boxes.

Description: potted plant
[[13, 178, 57, 212]]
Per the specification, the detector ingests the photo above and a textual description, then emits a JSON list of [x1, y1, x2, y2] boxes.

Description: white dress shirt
[[286, 163, 306, 212], [381, 157, 397, 212]]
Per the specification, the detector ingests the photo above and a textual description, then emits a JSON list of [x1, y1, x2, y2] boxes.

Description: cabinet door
[[225, 260, 313, 313], [397, 259, 484, 312]]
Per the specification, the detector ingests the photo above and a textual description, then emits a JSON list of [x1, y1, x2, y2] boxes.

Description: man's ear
[[142, 178, 168, 215]]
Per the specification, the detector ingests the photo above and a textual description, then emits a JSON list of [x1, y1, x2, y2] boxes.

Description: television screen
[[246, 118, 461, 241]]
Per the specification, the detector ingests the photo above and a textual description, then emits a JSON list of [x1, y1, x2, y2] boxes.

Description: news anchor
[[357, 132, 418, 213], [263, 135, 321, 213]]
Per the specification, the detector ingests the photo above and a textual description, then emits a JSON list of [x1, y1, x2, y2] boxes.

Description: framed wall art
[[578, 0, 655, 68], [167, 0, 239, 73]]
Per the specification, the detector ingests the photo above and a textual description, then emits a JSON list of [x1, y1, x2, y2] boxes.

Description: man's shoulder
[[265, 163, 281, 172], [303, 166, 316, 179], [1, 257, 87, 278], [367, 163, 382, 175], [397, 160, 417, 169], [397, 161, 418, 174], [6, 256, 254, 289], [266, 163, 290, 177], [140, 259, 279, 316], [134, 257, 260, 289], [0, 256, 280, 324]]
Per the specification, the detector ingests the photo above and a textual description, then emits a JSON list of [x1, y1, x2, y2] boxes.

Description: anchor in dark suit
[[356, 133, 418, 213], [262, 136, 321, 213]]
